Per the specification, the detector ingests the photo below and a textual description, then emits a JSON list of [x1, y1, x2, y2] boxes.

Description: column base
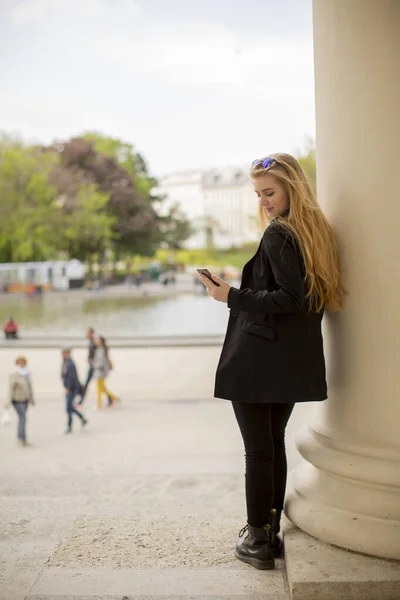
[[285, 423, 400, 560], [283, 517, 400, 600]]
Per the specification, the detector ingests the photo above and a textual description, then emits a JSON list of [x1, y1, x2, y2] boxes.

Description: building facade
[[202, 167, 259, 249], [152, 171, 207, 250], [154, 167, 259, 250], [0, 260, 85, 292]]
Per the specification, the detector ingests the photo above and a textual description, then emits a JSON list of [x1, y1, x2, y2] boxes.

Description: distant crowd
[[3, 327, 120, 445]]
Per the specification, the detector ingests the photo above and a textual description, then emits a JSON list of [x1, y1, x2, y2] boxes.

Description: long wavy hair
[[251, 153, 345, 312], [98, 335, 109, 357]]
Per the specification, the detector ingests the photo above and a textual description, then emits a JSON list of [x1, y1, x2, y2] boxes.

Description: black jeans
[[232, 401, 295, 528], [79, 365, 93, 404]]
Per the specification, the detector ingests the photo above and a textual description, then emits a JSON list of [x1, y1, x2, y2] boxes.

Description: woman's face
[[254, 173, 289, 219], [95, 336, 102, 347]]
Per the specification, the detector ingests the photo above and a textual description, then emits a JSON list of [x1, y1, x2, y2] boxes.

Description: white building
[[203, 167, 259, 249], [0, 260, 85, 292], [154, 167, 259, 250]]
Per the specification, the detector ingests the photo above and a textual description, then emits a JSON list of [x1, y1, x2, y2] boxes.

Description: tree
[[57, 184, 116, 262], [0, 135, 117, 264], [47, 143, 117, 263], [83, 132, 193, 254], [51, 136, 158, 257], [155, 203, 194, 250], [0, 132, 193, 265], [0, 136, 60, 262]]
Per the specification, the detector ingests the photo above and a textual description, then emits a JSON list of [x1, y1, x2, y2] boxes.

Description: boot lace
[[238, 524, 248, 538], [238, 523, 271, 537]]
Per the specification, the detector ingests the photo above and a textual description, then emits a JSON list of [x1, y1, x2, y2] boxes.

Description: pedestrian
[[198, 153, 345, 570], [6, 356, 34, 446], [61, 348, 88, 434], [3, 316, 19, 339], [78, 327, 96, 404], [93, 336, 119, 409]]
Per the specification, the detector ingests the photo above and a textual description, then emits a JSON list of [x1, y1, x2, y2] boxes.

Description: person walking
[[198, 153, 345, 571], [7, 356, 34, 446], [78, 327, 96, 404], [61, 348, 88, 434], [93, 336, 119, 409]]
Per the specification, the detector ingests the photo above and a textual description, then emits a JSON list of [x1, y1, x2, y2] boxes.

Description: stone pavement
[[0, 346, 318, 600]]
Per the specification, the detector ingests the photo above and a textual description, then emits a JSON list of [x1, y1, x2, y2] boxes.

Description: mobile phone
[[197, 268, 220, 287]]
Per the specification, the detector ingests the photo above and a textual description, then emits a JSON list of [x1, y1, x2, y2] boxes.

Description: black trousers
[[79, 365, 94, 404], [232, 401, 295, 528]]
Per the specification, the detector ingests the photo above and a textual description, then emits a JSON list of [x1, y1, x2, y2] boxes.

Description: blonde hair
[[16, 356, 27, 366], [251, 153, 345, 312]]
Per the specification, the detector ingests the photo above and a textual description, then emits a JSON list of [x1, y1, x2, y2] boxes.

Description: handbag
[[2, 409, 12, 426]]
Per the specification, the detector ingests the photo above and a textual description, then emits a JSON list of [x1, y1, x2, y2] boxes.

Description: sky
[[0, 0, 315, 178]]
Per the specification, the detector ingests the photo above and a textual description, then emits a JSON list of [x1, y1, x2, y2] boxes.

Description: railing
[[0, 334, 224, 348]]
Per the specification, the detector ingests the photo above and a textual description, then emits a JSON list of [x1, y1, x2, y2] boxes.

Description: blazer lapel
[[240, 237, 263, 290]]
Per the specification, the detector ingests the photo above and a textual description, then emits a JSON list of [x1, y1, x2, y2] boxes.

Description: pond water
[[0, 290, 230, 337]]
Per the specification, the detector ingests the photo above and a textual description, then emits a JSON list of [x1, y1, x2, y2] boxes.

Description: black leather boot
[[270, 508, 283, 558], [235, 524, 275, 570]]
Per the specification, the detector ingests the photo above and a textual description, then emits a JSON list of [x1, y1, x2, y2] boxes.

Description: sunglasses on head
[[251, 157, 286, 170]]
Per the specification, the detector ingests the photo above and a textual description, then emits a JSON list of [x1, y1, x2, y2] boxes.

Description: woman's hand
[[198, 274, 231, 303]]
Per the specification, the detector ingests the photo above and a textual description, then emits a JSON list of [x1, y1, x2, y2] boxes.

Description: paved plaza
[[0, 346, 318, 600]]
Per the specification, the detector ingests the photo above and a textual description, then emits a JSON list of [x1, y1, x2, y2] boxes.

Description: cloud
[[89, 21, 314, 97], [0, 7, 315, 174], [9, 0, 138, 23]]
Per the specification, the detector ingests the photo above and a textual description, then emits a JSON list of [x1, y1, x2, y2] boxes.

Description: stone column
[[285, 0, 400, 560]]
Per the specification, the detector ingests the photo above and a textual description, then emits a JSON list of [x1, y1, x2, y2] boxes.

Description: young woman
[[93, 336, 119, 409], [7, 356, 35, 446], [198, 153, 344, 571]]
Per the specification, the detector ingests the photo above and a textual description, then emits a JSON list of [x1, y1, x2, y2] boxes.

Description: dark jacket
[[88, 339, 96, 363], [214, 220, 327, 404], [62, 358, 81, 393]]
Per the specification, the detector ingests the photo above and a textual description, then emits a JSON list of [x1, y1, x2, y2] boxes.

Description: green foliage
[[0, 137, 59, 262], [48, 135, 158, 257], [84, 132, 139, 176], [83, 132, 192, 252], [59, 184, 116, 261], [0, 131, 193, 264], [0, 135, 116, 263], [153, 242, 258, 269], [155, 203, 194, 250], [84, 131, 154, 194]]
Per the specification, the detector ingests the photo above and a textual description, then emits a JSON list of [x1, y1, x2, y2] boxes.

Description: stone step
[[23, 514, 288, 600], [283, 520, 400, 600], [26, 567, 287, 599]]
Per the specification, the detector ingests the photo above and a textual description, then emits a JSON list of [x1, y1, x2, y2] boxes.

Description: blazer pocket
[[241, 320, 276, 341]]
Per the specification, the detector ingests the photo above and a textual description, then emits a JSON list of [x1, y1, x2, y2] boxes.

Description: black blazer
[[214, 220, 327, 404]]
